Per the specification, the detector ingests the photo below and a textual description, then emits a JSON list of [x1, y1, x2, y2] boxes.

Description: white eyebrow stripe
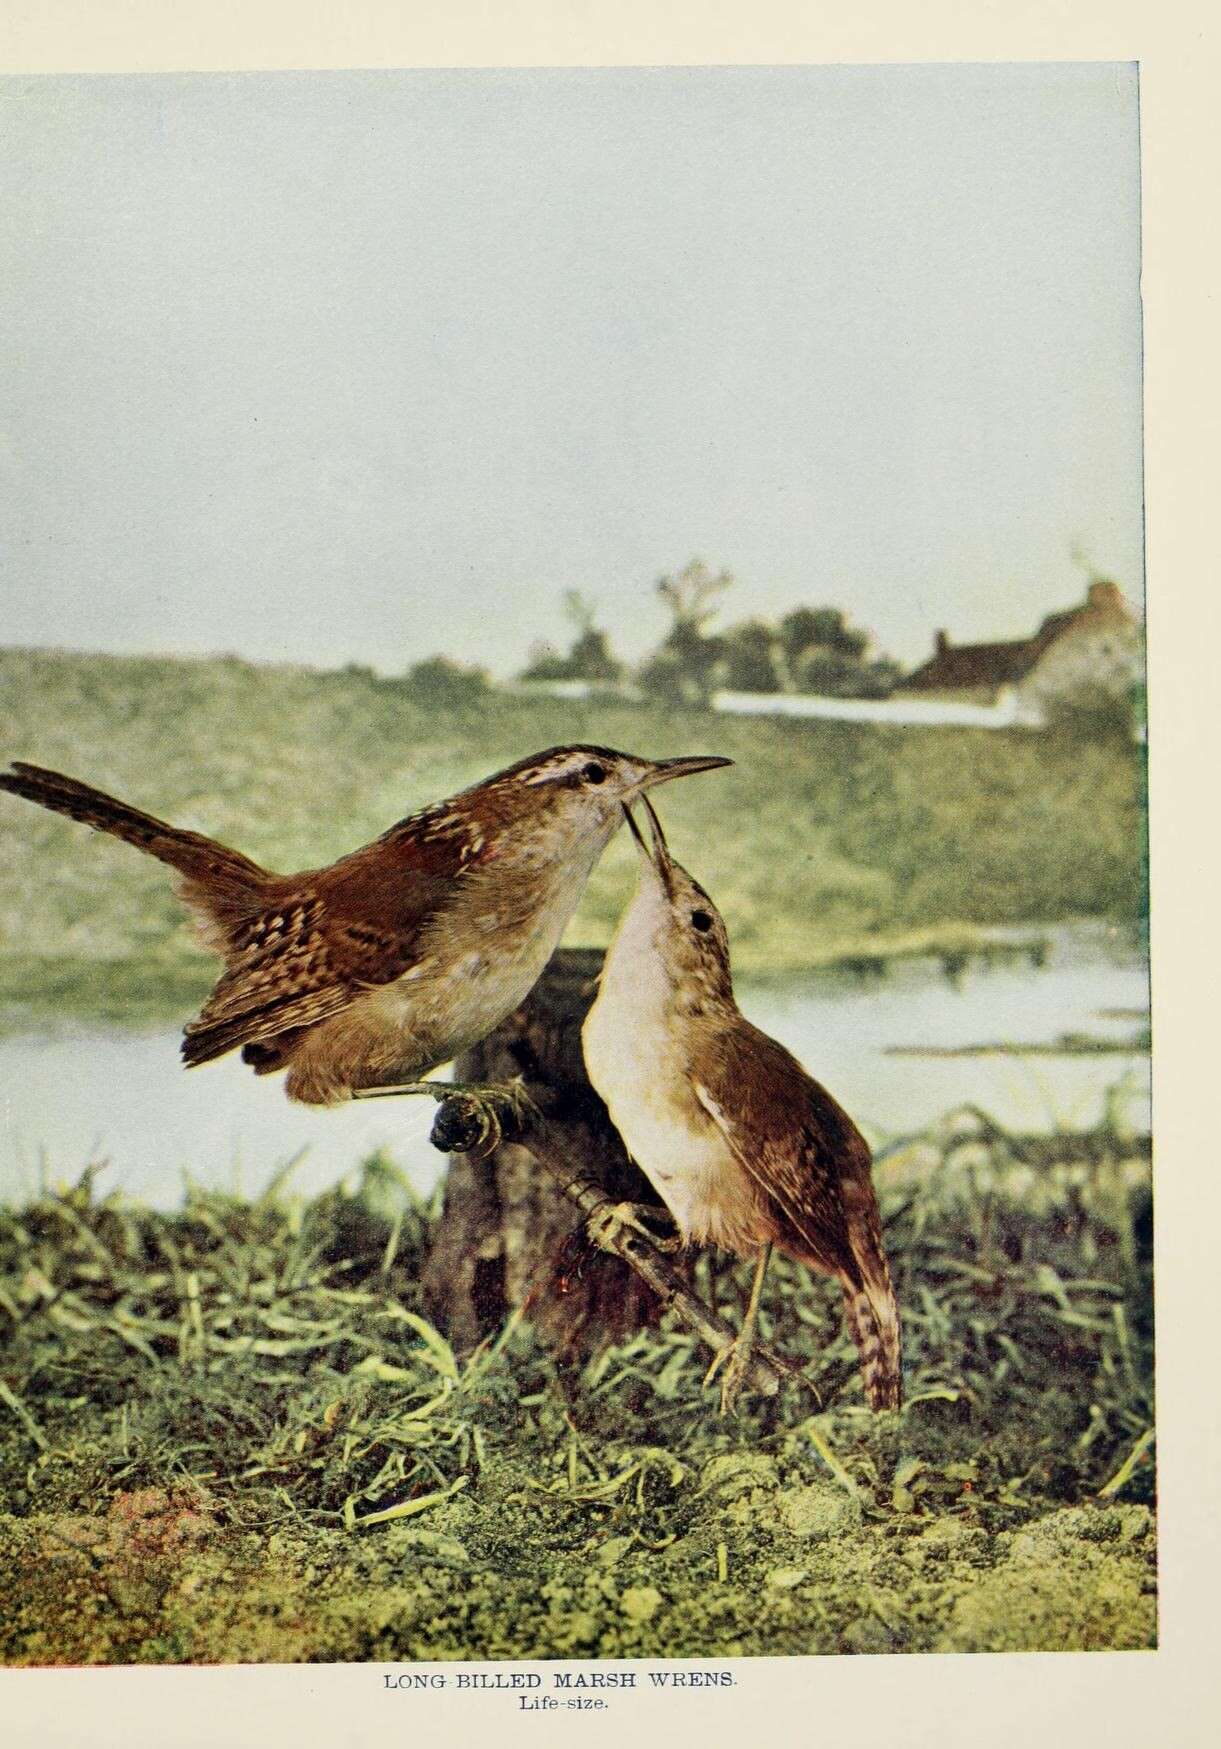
[[522, 755, 585, 785]]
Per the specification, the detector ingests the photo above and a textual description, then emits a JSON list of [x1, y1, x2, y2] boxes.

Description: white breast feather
[[583, 897, 768, 1252]]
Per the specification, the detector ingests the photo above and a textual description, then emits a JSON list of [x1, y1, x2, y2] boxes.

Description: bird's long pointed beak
[[621, 800, 649, 857], [622, 797, 675, 893], [627, 754, 732, 799]]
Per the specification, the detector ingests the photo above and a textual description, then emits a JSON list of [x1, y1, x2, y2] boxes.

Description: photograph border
[[0, 3, 1215, 1745]]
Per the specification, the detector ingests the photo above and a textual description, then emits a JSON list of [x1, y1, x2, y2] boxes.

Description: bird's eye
[[582, 762, 607, 784], [690, 909, 714, 933]]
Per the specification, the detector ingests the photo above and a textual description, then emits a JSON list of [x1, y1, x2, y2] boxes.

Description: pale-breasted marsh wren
[[582, 796, 902, 1412], [0, 746, 730, 1106]]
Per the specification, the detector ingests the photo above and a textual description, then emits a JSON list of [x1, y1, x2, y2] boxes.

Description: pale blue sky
[[1, 64, 1143, 674]]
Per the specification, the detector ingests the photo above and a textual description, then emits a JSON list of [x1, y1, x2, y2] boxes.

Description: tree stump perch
[[419, 947, 787, 1397], [419, 948, 663, 1356]]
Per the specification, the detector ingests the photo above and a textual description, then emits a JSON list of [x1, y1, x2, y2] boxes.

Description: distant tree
[[836, 625, 870, 663], [406, 655, 491, 707], [791, 647, 859, 697], [777, 607, 823, 667], [563, 591, 597, 637], [720, 619, 784, 693], [518, 640, 571, 681], [559, 591, 623, 682], [656, 559, 733, 631], [518, 591, 623, 683], [781, 606, 867, 659], [638, 559, 732, 705], [781, 605, 894, 698], [863, 656, 904, 699], [635, 565, 899, 703]]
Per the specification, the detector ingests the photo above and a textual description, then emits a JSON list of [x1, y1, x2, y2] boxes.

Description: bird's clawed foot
[[439, 1080, 538, 1155], [353, 1077, 537, 1156], [703, 1335, 755, 1416], [585, 1200, 682, 1257], [705, 1241, 773, 1416]]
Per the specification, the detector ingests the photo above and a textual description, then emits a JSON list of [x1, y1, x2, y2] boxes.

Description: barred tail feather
[[0, 762, 266, 896], [841, 1274, 903, 1411]]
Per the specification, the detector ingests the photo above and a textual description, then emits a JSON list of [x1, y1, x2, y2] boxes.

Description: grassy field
[[0, 1103, 1154, 1663], [0, 646, 1146, 1028]]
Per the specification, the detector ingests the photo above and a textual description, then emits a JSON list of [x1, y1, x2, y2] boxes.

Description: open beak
[[622, 795, 675, 894], [627, 754, 732, 799]]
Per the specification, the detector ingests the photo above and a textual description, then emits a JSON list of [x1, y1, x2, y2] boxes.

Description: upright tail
[[0, 762, 268, 902], [840, 1265, 903, 1411]]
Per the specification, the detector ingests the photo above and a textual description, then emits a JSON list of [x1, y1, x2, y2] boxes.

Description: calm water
[[0, 925, 1149, 1208]]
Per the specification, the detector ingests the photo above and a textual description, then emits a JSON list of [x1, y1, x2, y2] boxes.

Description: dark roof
[[898, 582, 1134, 695], [897, 637, 1042, 692]]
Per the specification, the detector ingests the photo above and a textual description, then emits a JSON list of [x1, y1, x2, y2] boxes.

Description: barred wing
[[181, 841, 460, 1066]]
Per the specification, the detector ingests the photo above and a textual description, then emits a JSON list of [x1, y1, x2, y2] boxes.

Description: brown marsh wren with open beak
[[582, 796, 901, 1412], [0, 747, 730, 1106]]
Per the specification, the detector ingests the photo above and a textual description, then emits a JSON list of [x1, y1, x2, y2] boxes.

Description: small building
[[896, 581, 1142, 726]]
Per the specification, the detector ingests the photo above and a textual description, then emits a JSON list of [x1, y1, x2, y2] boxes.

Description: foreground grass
[[0, 646, 1146, 1028], [0, 1106, 1155, 1663]]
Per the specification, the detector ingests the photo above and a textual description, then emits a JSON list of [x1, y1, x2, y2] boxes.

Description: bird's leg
[[353, 1077, 518, 1103], [585, 1201, 683, 1256], [352, 1078, 445, 1101], [352, 1077, 538, 1155], [704, 1242, 773, 1415]]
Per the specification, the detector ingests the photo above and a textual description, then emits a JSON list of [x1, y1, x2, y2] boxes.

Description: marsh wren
[[0, 746, 730, 1106], [582, 797, 901, 1412]]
